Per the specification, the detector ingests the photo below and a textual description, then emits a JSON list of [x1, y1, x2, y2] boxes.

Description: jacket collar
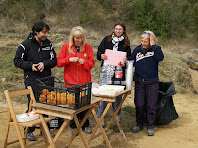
[[72, 43, 82, 53], [27, 32, 50, 47], [141, 45, 152, 55]]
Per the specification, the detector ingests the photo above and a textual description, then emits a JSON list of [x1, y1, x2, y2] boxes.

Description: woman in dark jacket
[[130, 30, 164, 136], [97, 22, 131, 126]]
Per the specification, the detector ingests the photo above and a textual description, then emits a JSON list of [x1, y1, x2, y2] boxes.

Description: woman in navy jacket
[[130, 30, 164, 136]]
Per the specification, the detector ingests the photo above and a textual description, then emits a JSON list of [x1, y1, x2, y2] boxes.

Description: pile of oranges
[[39, 89, 77, 107], [60, 92, 75, 107]]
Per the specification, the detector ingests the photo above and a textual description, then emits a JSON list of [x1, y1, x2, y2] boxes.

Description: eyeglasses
[[115, 28, 124, 31], [142, 32, 151, 36]]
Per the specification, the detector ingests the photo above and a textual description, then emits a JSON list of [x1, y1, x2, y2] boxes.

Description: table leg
[[74, 114, 88, 148], [88, 103, 112, 145], [39, 114, 56, 148], [106, 92, 129, 131], [109, 106, 127, 141], [91, 108, 112, 148], [66, 107, 93, 148], [105, 92, 129, 142], [53, 119, 70, 143], [40, 123, 49, 147]]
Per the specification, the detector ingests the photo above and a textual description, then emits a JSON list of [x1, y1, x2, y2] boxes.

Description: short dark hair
[[32, 21, 50, 34]]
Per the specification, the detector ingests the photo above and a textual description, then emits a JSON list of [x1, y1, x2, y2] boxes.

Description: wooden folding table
[[31, 97, 102, 148], [88, 89, 131, 148]]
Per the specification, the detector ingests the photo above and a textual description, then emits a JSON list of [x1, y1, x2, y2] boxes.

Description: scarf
[[107, 34, 125, 78], [112, 33, 124, 51]]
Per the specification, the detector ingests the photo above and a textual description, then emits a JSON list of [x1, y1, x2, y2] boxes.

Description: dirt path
[[0, 69, 198, 148], [130, 68, 198, 148], [130, 93, 198, 148]]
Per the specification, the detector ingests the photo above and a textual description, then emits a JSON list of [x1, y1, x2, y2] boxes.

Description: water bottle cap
[[103, 62, 108, 66]]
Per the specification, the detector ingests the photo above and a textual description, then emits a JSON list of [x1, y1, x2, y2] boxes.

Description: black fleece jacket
[[14, 33, 57, 85], [97, 36, 131, 81]]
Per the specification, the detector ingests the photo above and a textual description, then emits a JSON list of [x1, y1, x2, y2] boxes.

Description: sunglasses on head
[[142, 32, 151, 36]]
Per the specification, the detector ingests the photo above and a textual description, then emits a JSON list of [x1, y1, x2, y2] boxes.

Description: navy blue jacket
[[130, 45, 164, 82]]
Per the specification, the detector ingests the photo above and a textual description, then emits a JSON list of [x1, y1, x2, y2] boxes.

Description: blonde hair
[[69, 26, 86, 54], [141, 30, 157, 42]]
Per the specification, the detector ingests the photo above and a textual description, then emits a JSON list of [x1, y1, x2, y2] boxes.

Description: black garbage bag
[[155, 81, 179, 125]]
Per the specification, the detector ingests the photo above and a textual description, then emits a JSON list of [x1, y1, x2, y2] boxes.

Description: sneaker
[[39, 131, 55, 138], [116, 115, 120, 123], [101, 119, 105, 128], [132, 126, 144, 133], [83, 127, 92, 134], [147, 129, 154, 136], [50, 131, 55, 138], [27, 132, 36, 141], [71, 128, 79, 136]]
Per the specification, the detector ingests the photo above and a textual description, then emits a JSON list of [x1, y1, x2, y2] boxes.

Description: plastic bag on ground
[[155, 81, 179, 125]]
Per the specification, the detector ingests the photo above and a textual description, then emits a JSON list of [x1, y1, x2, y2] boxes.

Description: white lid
[[103, 62, 108, 66]]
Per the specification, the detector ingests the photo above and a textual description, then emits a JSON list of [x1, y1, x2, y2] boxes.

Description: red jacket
[[57, 42, 95, 85]]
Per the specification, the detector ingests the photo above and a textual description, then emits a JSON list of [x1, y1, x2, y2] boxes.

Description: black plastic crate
[[36, 76, 92, 110]]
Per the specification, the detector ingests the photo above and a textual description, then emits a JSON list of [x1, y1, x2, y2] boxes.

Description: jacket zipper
[[77, 52, 79, 84]]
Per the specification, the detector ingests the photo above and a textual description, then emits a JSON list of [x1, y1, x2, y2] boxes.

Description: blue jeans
[[97, 95, 123, 117]]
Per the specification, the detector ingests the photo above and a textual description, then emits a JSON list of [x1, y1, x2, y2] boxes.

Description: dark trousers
[[69, 110, 89, 129], [134, 81, 159, 129], [25, 84, 50, 133]]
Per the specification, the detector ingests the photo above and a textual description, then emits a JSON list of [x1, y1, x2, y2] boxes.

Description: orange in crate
[[52, 97, 56, 105], [56, 93, 61, 105], [51, 91, 56, 98], [67, 93, 75, 107], [79, 91, 85, 106], [39, 94, 46, 102], [47, 93, 54, 104], [42, 89, 49, 96], [47, 99, 52, 104], [80, 91, 85, 96], [61, 93, 67, 105]]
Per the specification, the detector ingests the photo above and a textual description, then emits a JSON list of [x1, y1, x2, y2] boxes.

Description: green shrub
[[120, 0, 171, 41], [156, 8, 171, 40], [96, 0, 114, 11], [192, 3, 198, 39], [79, 1, 105, 28]]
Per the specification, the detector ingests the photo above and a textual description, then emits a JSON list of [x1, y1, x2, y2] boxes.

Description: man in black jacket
[[14, 21, 57, 141]]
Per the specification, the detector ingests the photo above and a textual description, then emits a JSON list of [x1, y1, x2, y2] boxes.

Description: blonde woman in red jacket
[[57, 26, 95, 135]]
